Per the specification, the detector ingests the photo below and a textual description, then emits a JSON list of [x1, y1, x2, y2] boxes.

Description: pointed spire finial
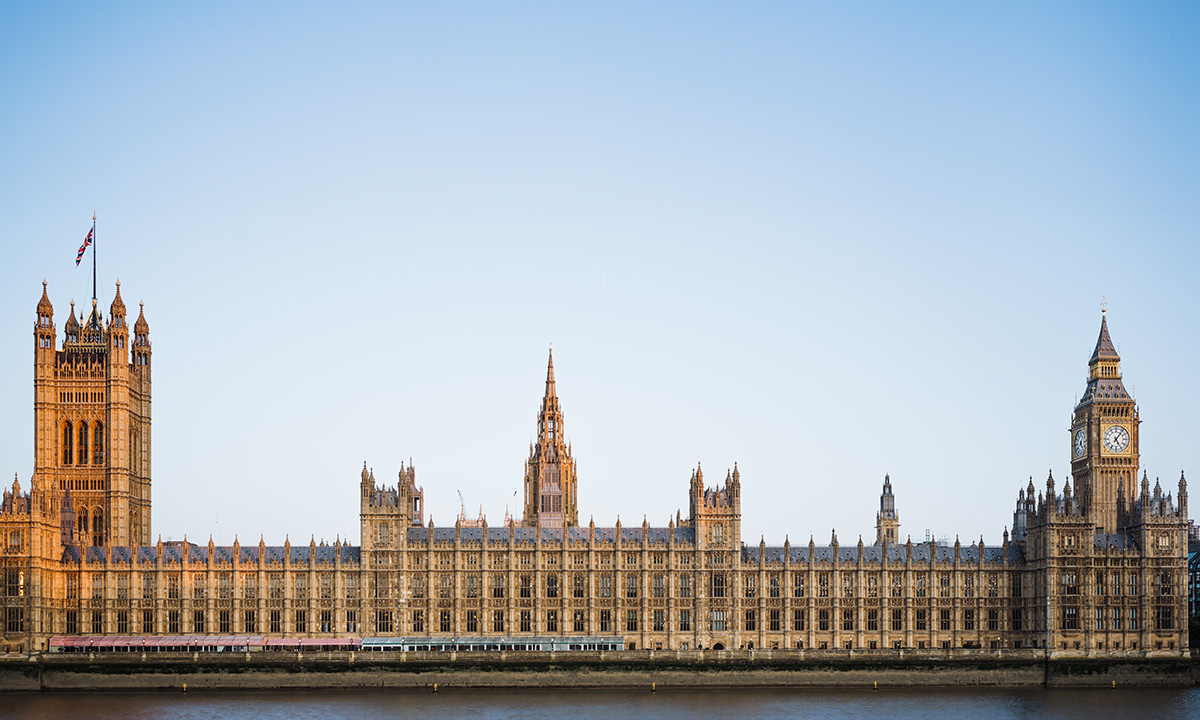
[[545, 346, 556, 395]]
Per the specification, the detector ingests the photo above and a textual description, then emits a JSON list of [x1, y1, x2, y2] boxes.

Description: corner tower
[[33, 282, 152, 547], [522, 350, 578, 529], [1070, 310, 1138, 535]]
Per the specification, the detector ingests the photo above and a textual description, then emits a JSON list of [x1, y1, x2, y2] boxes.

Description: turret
[[1012, 487, 1028, 542], [34, 281, 55, 352], [1179, 470, 1188, 517], [874, 474, 899, 546], [686, 461, 741, 547], [64, 301, 80, 344], [133, 301, 151, 370], [359, 459, 423, 550], [108, 281, 129, 361]]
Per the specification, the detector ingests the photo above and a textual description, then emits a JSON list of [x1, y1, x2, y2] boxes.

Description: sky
[[1, 2, 1198, 549]]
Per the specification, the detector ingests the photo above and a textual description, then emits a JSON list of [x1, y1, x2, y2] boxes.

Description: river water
[[2, 686, 1198, 719]]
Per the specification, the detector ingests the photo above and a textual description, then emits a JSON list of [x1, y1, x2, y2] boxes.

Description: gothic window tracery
[[62, 422, 73, 465], [78, 421, 89, 465], [92, 422, 104, 464]]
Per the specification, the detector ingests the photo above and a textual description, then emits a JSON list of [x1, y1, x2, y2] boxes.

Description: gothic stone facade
[[0, 284, 1190, 656]]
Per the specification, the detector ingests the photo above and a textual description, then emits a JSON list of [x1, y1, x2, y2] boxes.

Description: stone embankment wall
[[0, 650, 1193, 691]]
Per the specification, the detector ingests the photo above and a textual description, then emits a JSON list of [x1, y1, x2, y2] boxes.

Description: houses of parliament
[[0, 279, 1190, 657]]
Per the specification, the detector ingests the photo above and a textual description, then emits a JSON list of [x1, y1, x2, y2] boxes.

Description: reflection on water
[[2, 686, 1199, 720]]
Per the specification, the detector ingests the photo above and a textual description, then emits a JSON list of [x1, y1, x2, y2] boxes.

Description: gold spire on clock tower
[[1070, 308, 1138, 535]]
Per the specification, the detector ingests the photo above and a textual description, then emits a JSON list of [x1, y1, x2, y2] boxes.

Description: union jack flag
[[75, 227, 93, 266]]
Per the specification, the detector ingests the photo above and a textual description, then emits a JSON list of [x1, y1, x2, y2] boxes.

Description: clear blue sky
[[2, 2, 1197, 547]]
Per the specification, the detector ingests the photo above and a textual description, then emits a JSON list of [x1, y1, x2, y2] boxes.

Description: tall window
[[709, 610, 726, 632], [62, 423, 73, 465], [91, 510, 103, 546], [78, 421, 89, 465], [710, 573, 726, 599], [93, 422, 104, 464]]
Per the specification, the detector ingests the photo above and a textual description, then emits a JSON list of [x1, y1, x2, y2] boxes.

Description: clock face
[[1102, 425, 1130, 453], [1073, 429, 1086, 457]]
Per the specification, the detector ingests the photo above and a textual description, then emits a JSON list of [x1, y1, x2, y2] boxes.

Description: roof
[[1090, 313, 1119, 364], [743, 543, 1014, 565]]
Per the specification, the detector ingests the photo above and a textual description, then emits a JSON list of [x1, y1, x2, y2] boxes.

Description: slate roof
[[1095, 533, 1137, 551], [1090, 314, 1119, 363], [743, 544, 1013, 565]]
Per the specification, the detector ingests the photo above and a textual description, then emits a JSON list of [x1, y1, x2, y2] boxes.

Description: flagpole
[[91, 212, 97, 304]]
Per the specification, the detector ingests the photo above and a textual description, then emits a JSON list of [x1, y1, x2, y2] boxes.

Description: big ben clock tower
[[1070, 309, 1139, 534]]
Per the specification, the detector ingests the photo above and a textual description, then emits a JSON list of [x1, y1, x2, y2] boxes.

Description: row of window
[[1060, 605, 1172, 631], [63, 569, 1180, 605], [59, 391, 107, 404], [61, 420, 104, 465], [62, 608, 358, 636], [66, 572, 362, 602], [51, 606, 1135, 639], [1060, 571, 1171, 596]]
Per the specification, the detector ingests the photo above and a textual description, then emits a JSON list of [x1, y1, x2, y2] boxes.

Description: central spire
[[524, 348, 577, 529]]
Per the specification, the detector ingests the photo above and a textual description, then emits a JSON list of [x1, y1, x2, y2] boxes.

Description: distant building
[[0, 280, 1190, 656]]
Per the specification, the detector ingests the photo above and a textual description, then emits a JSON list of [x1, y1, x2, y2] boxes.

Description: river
[[2, 686, 1199, 719]]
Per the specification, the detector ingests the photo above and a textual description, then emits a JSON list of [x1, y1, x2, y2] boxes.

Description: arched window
[[78, 508, 88, 535], [78, 421, 89, 465], [62, 422, 74, 465], [93, 422, 104, 464], [92, 510, 104, 546]]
